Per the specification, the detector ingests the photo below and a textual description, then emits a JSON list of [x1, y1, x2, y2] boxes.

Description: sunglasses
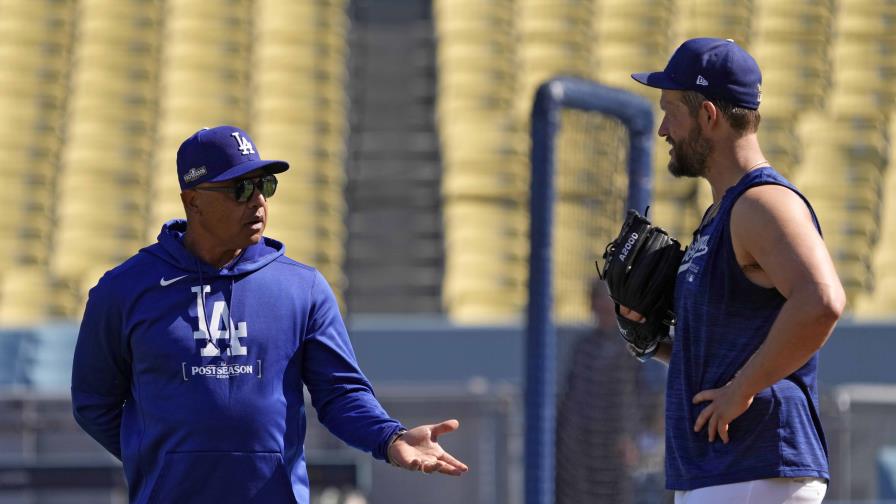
[[194, 175, 278, 202]]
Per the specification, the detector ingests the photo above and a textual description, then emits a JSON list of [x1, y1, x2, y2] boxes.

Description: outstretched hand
[[692, 381, 754, 444], [388, 419, 469, 476]]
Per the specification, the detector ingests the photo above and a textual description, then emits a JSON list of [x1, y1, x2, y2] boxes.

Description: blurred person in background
[[623, 38, 845, 503], [71, 125, 467, 504], [556, 279, 666, 503]]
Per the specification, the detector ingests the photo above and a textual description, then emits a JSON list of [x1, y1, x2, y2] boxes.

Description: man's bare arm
[[692, 185, 845, 443], [727, 185, 845, 396]]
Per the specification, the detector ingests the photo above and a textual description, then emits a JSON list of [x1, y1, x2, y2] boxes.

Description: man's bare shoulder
[[729, 182, 833, 295], [731, 183, 813, 233]]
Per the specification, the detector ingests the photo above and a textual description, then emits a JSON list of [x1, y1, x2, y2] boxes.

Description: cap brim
[[208, 159, 290, 182], [631, 71, 687, 90]]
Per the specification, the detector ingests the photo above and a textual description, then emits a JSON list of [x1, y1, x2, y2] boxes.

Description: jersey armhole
[[725, 182, 820, 291]]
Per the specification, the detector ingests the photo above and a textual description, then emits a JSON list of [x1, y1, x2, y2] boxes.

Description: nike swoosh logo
[[160, 275, 188, 287]]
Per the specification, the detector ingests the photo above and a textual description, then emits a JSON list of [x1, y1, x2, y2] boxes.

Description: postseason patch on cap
[[183, 166, 207, 183]]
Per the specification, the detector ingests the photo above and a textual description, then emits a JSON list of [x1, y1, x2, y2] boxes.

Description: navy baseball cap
[[631, 38, 762, 110], [176, 125, 289, 190]]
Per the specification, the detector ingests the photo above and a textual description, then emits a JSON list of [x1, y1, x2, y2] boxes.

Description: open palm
[[388, 419, 469, 476]]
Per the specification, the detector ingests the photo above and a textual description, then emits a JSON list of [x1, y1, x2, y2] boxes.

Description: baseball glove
[[597, 209, 684, 361]]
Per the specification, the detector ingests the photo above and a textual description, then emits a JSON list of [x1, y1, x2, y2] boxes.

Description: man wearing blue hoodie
[[71, 125, 468, 504]]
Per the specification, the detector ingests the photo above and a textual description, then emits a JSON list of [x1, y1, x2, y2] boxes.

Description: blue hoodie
[[71, 220, 405, 504]]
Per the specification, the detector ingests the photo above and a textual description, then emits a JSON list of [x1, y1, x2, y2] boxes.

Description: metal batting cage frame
[[526, 76, 655, 504]]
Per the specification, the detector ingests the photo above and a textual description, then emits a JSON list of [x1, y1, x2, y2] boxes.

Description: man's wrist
[[729, 371, 758, 401], [386, 428, 408, 467], [626, 342, 658, 362]]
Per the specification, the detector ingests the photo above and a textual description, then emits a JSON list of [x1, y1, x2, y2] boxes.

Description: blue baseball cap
[[631, 38, 762, 110], [176, 125, 289, 190]]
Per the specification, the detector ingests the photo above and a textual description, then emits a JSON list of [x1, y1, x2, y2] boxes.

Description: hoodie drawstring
[[196, 259, 221, 355], [196, 259, 240, 356]]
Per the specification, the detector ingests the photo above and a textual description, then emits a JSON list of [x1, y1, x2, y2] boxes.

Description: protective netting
[[552, 108, 667, 504], [552, 108, 629, 323]]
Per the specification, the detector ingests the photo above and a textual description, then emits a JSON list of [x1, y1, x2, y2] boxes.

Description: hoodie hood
[[143, 219, 285, 277]]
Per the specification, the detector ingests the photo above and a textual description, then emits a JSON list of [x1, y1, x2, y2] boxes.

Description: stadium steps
[[344, 0, 443, 314]]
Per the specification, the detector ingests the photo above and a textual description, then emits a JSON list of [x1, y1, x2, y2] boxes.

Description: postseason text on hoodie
[[71, 220, 405, 504]]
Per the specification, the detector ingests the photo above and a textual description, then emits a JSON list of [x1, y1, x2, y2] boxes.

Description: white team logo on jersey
[[191, 285, 247, 356], [181, 286, 261, 380], [231, 132, 255, 155], [678, 234, 710, 282]]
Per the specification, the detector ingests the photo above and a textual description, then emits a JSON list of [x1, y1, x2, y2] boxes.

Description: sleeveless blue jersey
[[665, 167, 829, 490]]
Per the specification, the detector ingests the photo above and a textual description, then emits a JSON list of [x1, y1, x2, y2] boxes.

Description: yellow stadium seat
[[833, 39, 896, 70], [437, 17, 513, 39], [596, 16, 674, 44], [444, 258, 527, 289], [165, 18, 251, 45], [257, 2, 345, 34], [167, 0, 250, 16], [442, 168, 529, 199], [444, 228, 528, 253], [0, 268, 54, 326], [827, 93, 891, 119], [444, 300, 525, 325], [594, 42, 673, 71], [0, 0, 69, 15], [443, 204, 528, 237], [837, 11, 896, 38], [59, 151, 152, 182], [162, 42, 252, 71], [0, 19, 72, 46], [434, 0, 512, 20], [438, 38, 516, 67], [77, 17, 160, 44], [52, 232, 144, 279]]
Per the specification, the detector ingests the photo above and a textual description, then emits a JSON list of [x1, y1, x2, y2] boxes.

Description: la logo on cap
[[231, 132, 255, 155]]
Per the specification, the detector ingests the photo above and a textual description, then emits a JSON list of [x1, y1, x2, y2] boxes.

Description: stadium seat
[[827, 93, 890, 120], [434, 6, 512, 35], [0, 19, 71, 47], [443, 266, 527, 295], [442, 165, 529, 200], [837, 10, 896, 39], [0, 269, 55, 326], [443, 296, 526, 324], [438, 40, 516, 73], [51, 234, 142, 281]]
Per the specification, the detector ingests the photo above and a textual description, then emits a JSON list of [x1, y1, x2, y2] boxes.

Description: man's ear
[[700, 100, 719, 130]]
